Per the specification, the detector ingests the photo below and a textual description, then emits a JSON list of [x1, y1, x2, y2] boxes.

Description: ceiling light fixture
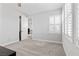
[[18, 3, 21, 7]]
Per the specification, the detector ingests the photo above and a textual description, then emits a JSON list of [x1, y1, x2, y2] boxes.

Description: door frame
[[19, 16, 21, 41]]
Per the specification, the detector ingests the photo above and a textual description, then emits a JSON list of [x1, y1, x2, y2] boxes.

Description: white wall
[[62, 35, 79, 56], [31, 9, 62, 43], [0, 3, 19, 46], [0, 4, 2, 43]]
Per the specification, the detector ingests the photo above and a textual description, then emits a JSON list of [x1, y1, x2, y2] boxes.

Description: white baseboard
[[0, 40, 19, 46], [0, 39, 62, 47], [32, 39, 62, 44]]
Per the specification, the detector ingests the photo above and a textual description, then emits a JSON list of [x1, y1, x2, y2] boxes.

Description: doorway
[[19, 15, 28, 41]]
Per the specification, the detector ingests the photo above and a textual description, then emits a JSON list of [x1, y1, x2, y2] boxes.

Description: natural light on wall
[[75, 3, 79, 47], [76, 4, 79, 41]]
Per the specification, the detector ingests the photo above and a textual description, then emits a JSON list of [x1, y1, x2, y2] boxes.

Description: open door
[[21, 15, 28, 40], [19, 15, 28, 41]]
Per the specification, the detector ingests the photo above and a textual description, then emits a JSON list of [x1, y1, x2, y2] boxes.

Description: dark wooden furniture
[[0, 46, 16, 56]]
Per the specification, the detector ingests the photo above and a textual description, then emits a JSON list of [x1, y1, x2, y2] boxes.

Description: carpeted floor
[[5, 39, 66, 56]]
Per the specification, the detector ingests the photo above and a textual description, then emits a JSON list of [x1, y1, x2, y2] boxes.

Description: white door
[[21, 15, 28, 40]]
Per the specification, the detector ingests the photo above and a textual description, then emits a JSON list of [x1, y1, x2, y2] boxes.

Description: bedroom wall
[[31, 9, 62, 43], [0, 3, 19, 46]]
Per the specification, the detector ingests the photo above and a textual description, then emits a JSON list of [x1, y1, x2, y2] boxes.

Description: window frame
[[49, 14, 61, 34]]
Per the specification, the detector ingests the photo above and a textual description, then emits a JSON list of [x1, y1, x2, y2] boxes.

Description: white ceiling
[[18, 3, 64, 16]]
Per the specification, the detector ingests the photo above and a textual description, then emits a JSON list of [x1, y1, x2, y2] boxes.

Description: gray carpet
[[5, 39, 66, 56]]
